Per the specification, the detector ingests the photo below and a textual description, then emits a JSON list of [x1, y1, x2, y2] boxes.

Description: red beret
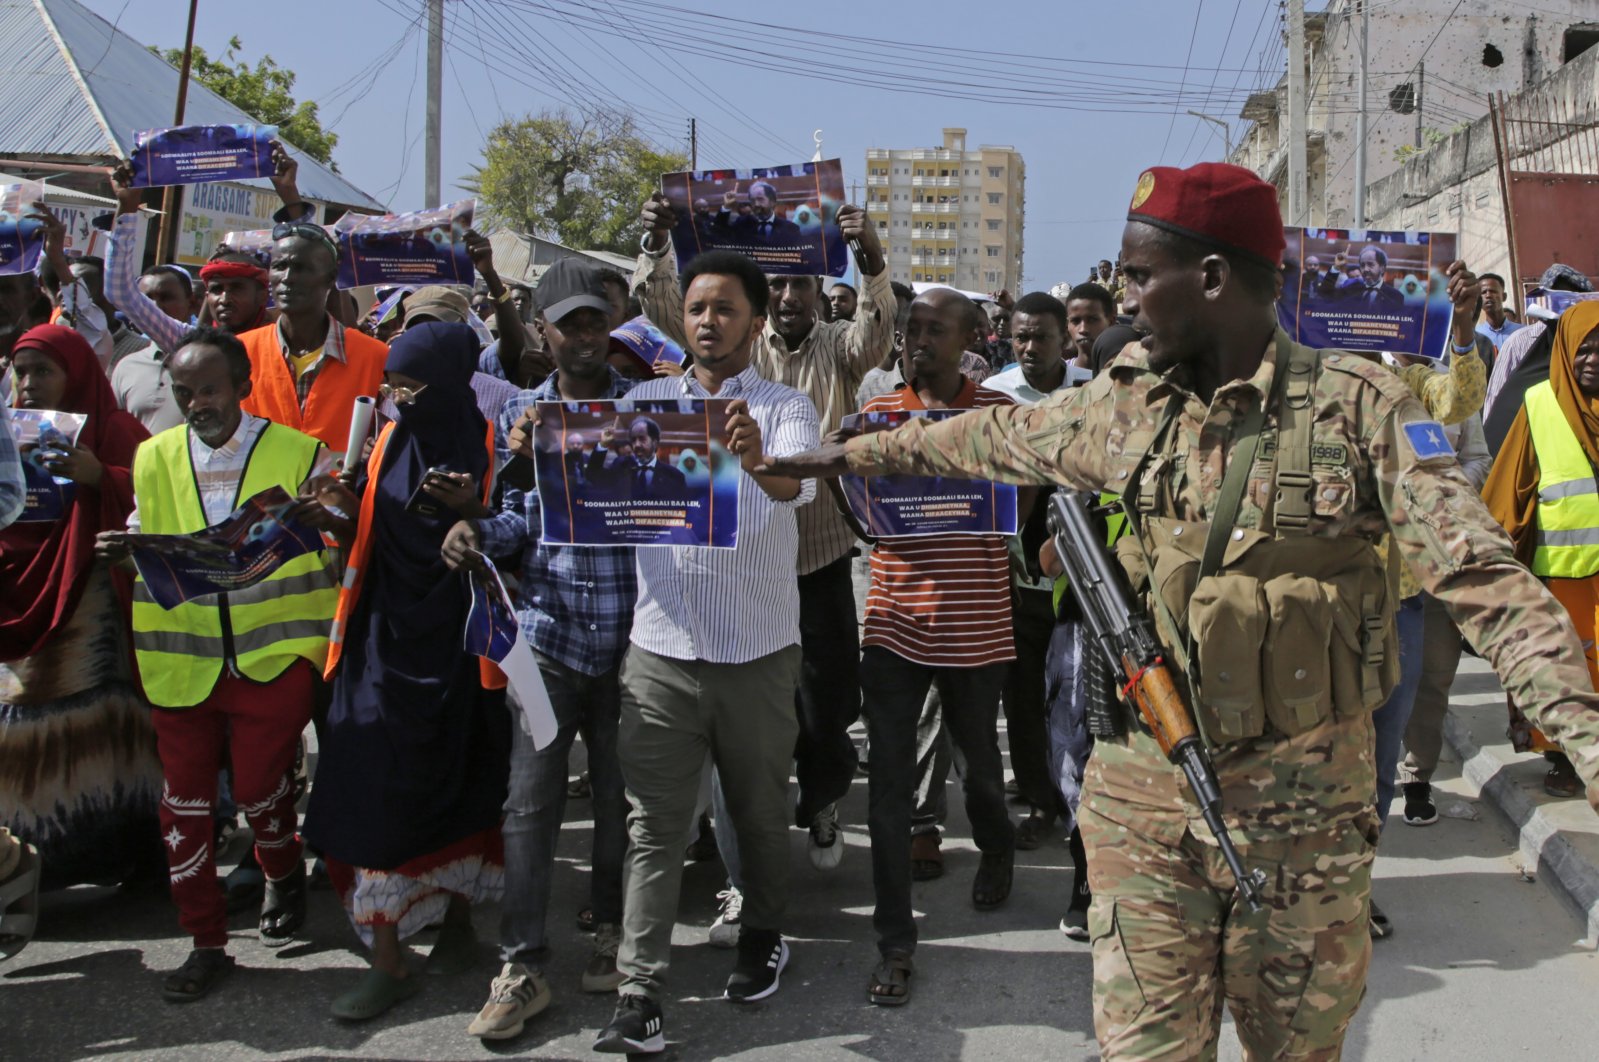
[[1127, 162, 1285, 269]]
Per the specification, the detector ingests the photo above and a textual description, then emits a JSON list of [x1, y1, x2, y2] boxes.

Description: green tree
[[153, 36, 338, 169], [465, 108, 687, 253]]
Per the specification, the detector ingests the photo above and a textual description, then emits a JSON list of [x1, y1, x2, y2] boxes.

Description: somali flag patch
[[1402, 420, 1453, 460]]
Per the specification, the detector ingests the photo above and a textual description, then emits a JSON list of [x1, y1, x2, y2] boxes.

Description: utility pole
[[424, 0, 444, 209], [1286, 0, 1308, 225], [690, 117, 697, 169], [1353, 0, 1370, 227], [155, 0, 200, 265], [1186, 110, 1234, 160], [1415, 61, 1426, 150]]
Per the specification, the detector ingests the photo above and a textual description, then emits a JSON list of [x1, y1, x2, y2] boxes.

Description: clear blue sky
[[82, 0, 1290, 291]]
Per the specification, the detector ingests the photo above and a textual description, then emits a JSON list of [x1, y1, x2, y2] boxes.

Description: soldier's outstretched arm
[[840, 378, 1109, 487], [1377, 394, 1599, 809]]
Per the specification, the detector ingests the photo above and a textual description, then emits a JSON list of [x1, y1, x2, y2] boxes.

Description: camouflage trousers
[[1079, 804, 1378, 1061]]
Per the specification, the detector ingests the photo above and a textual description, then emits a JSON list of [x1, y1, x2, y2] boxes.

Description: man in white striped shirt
[[597, 251, 820, 1055], [634, 195, 895, 867]]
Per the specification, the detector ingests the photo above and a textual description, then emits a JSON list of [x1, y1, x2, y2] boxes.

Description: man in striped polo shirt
[[853, 289, 1019, 1007]]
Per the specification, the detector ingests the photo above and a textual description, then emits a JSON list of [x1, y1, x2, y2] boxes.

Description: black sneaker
[[593, 993, 664, 1054], [1402, 782, 1438, 826], [724, 928, 789, 1003]]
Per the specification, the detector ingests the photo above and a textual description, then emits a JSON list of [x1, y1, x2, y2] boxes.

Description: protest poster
[[333, 200, 475, 289], [532, 398, 739, 548], [128, 124, 277, 188], [463, 558, 558, 750], [218, 227, 278, 262], [1279, 227, 1459, 358], [0, 182, 45, 276], [839, 410, 1018, 537], [125, 486, 327, 610], [609, 315, 688, 377], [660, 159, 849, 277], [8, 408, 85, 521], [1525, 288, 1599, 318]]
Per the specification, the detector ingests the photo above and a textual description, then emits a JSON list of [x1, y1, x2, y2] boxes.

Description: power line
[[1159, 0, 1207, 163]]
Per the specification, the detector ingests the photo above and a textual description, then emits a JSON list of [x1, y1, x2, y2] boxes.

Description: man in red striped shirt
[[854, 289, 1019, 1006]]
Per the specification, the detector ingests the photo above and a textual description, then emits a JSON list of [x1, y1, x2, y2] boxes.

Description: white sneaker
[[808, 803, 844, 872], [466, 962, 550, 1040], [708, 886, 742, 949]]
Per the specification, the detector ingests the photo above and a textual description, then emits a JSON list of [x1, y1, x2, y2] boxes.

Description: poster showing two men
[[533, 399, 740, 548], [1279, 227, 1460, 358], [660, 158, 849, 277]]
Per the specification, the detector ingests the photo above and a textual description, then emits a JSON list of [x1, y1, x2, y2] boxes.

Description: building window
[[987, 166, 1002, 178], [987, 193, 1002, 205], [986, 246, 999, 257], [986, 219, 1000, 230]]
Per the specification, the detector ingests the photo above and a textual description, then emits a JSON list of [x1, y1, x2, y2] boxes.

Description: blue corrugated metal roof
[[0, 0, 384, 212]]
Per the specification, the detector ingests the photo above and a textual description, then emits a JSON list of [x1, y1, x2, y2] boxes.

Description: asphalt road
[[6, 728, 1597, 1061]]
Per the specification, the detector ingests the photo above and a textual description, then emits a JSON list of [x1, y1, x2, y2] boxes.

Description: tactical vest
[[1524, 381, 1599, 579], [1116, 336, 1399, 745], [131, 422, 337, 708]]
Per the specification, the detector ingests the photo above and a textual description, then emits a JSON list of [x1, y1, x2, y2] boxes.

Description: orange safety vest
[[238, 322, 388, 450], [325, 419, 504, 689]]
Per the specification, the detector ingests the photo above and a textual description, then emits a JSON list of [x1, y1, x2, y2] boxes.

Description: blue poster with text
[[661, 159, 849, 277], [1279, 227, 1459, 358], [533, 398, 739, 548], [129, 124, 277, 188], [126, 486, 327, 610], [333, 200, 475, 289], [840, 409, 1018, 537]]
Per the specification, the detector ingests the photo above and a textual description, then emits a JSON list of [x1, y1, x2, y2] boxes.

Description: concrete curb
[[1443, 708, 1599, 946]]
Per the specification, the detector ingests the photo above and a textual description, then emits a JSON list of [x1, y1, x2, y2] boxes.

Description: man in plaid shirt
[[441, 259, 638, 1043]]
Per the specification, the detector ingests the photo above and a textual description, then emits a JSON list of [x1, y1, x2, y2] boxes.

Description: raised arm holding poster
[[332, 200, 476, 289], [128, 124, 277, 188], [533, 398, 739, 548], [660, 159, 849, 277], [839, 409, 1018, 537], [1279, 227, 1459, 358], [125, 486, 327, 610], [0, 182, 45, 276]]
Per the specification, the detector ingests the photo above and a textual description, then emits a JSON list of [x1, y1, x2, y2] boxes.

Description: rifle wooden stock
[[1123, 659, 1195, 759]]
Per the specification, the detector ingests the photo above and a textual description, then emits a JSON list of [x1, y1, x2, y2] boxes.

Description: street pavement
[[6, 712, 1598, 1061]]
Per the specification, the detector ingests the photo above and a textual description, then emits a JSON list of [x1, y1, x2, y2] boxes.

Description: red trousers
[[151, 661, 314, 949]]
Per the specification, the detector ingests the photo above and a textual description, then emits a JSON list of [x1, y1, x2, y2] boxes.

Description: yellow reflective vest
[[130, 421, 336, 708], [1526, 380, 1599, 579]]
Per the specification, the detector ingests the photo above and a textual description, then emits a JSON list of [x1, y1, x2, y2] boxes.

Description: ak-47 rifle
[[1047, 491, 1268, 911]]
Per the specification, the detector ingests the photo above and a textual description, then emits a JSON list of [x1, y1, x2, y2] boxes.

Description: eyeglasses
[[378, 382, 428, 405], [270, 221, 339, 257]]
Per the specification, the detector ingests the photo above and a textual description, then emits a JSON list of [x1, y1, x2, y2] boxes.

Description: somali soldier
[[760, 162, 1599, 1060]]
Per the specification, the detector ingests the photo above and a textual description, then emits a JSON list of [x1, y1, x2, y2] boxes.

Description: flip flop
[[868, 953, 914, 1007], [0, 842, 42, 961], [331, 967, 422, 1021]]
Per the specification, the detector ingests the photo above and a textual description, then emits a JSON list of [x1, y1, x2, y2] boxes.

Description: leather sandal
[[972, 848, 1014, 910], [162, 948, 235, 1003], [910, 833, 944, 882], [867, 952, 914, 1006], [259, 862, 307, 947]]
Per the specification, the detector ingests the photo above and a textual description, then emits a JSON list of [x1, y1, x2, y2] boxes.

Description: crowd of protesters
[[2, 145, 1599, 1062]]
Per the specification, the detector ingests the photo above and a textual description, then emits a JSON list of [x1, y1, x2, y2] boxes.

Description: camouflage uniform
[[843, 330, 1599, 1060]]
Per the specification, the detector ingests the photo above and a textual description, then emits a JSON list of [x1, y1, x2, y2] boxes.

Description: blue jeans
[[1371, 595, 1425, 828], [499, 655, 628, 969], [1044, 616, 1094, 827]]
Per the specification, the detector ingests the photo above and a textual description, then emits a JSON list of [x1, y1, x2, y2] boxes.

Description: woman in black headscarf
[[304, 322, 509, 1020]]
